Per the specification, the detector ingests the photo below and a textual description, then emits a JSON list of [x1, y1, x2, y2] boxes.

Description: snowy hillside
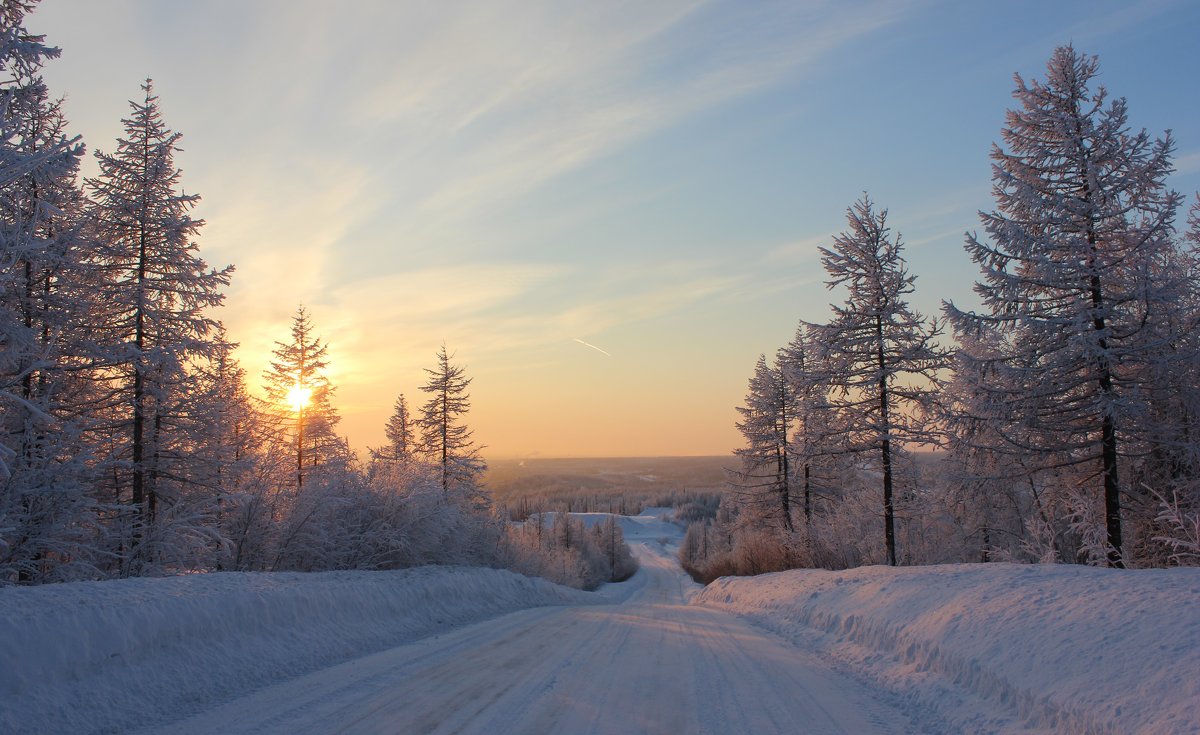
[[537, 507, 684, 541], [0, 567, 591, 734], [693, 563, 1200, 734]]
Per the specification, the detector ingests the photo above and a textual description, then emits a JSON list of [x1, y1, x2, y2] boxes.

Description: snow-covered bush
[[500, 513, 637, 590]]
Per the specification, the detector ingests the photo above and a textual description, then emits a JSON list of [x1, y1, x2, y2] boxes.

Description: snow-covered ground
[[0, 566, 591, 734], [694, 563, 1200, 734], [150, 539, 917, 735], [3, 510, 1196, 734]]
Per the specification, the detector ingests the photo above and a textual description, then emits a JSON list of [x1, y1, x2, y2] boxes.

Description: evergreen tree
[[371, 393, 414, 467], [262, 305, 349, 490], [733, 353, 798, 533], [85, 79, 232, 574], [778, 321, 840, 530], [940, 326, 1040, 561], [188, 328, 270, 570], [1131, 194, 1200, 565], [417, 344, 486, 501], [589, 515, 636, 582], [0, 0, 97, 583], [944, 46, 1183, 567], [821, 194, 948, 566]]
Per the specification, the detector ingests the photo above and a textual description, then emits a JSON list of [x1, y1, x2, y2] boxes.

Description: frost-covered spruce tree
[[778, 321, 843, 530], [1123, 197, 1200, 563], [939, 325, 1043, 562], [188, 328, 273, 570], [0, 0, 99, 583], [821, 194, 948, 566], [1139, 195, 1200, 565], [371, 393, 414, 467], [417, 344, 487, 503], [733, 353, 798, 534], [85, 80, 232, 574], [192, 328, 263, 486], [944, 47, 1183, 567], [0, 90, 94, 583], [262, 305, 351, 490]]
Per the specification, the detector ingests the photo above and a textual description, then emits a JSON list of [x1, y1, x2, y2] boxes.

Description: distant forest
[[488, 456, 727, 521]]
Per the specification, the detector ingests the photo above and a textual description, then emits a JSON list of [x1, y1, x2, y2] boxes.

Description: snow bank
[[0, 566, 591, 734], [693, 563, 1200, 734]]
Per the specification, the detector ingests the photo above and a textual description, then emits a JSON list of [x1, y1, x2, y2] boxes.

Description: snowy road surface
[[160, 541, 915, 735]]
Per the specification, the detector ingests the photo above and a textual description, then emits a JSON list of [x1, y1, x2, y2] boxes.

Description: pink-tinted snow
[[693, 563, 1200, 734], [0, 566, 590, 734]]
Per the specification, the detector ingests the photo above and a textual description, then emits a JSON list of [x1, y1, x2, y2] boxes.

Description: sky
[[25, 0, 1200, 458]]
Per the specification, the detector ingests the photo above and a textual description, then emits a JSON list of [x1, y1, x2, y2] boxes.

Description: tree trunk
[[1077, 117, 1123, 568], [148, 406, 161, 524], [876, 315, 897, 566], [803, 463, 811, 524], [441, 383, 449, 494], [1087, 244, 1122, 567], [1090, 275, 1122, 566], [296, 404, 304, 490], [131, 231, 148, 559], [131, 136, 151, 564]]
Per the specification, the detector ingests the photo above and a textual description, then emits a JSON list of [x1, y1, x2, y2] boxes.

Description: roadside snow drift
[[0, 566, 591, 735], [693, 563, 1200, 734]]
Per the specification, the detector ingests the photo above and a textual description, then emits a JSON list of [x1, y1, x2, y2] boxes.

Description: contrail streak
[[573, 338, 612, 357]]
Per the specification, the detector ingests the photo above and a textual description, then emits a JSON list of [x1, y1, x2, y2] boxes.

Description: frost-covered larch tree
[[778, 320, 842, 530], [86, 80, 232, 573], [371, 393, 415, 467], [733, 353, 798, 533], [939, 324, 1041, 561], [821, 194, 949, 566], [0, 0, 97, 583], [192, 328, 262, 484], [262, 305, 350, 490], [188, 327, 273, 571], [1133, 194, 1200, 565], [417, 344, 487, 502], [943, 46, 1183, 567]]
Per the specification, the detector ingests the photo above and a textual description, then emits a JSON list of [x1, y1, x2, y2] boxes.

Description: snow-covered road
[[158, 541, 915, 735]]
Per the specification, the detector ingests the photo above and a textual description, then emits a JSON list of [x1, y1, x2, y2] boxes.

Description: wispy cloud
[[996, 0, 1184, 71], [905, 227, 970, 249], [246, 258, 749, 400], [28, 0, 924, 455], [1056, 0, 1183, 46], [140, 0, 913, 260], [331, 264, 567, 321], [766, 235, 831, 264], [573, 338, 612, 357], [352, 0, 914, 223], [1176, 149, 1200, 176]]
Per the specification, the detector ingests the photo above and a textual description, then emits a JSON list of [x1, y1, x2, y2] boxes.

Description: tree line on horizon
[[684, 45, 1200, 579], [0, 0, 635, 589]]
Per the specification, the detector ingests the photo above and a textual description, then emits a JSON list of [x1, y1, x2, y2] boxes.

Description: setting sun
[[286, 384, 311, 413]]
